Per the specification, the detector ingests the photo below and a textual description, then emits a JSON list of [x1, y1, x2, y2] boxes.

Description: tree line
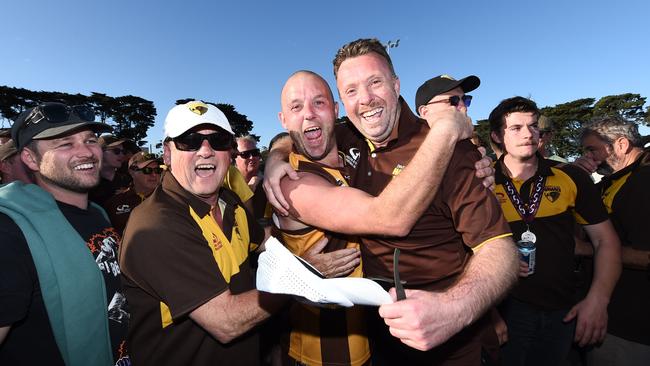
[[474, 93, 650, 159], [0, 86, 256, 146], [2, 86, 647, 158]]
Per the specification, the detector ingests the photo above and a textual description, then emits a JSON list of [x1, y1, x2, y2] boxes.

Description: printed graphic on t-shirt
[[108, 292, 129, 324], [87, 227, 121, 277]]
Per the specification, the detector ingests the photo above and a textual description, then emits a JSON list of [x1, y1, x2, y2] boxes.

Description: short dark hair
[[488, 96, 541, 150], [269, 132, 289, 150]]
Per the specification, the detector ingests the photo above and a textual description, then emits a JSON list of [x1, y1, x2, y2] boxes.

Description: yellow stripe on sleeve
[[471, 233, 513, 253]]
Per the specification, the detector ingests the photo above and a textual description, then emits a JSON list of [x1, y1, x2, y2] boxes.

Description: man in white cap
[[119, 101, 283, 366]]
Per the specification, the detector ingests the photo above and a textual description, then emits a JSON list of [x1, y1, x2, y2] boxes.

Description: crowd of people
[[0, 37, 648, 366]]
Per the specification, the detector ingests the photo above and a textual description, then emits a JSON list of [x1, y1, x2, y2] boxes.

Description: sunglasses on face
[[237, 148, 261, 159], [426, 94, 473, 108], [132, 166, 163, 175], [172, 131, 234, 152], [24, 102, 96, 127], [106, 148, 125, 155]]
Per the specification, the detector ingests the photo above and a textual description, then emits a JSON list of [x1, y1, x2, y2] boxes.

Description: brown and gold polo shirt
[[494, 155, 609, 310], [119, 172, 264, 366], [336, 98, 511, 291], [274, 152, 369, 366]]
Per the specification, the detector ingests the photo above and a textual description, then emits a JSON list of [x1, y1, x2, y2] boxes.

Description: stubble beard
[[38, 161, 101, 194]]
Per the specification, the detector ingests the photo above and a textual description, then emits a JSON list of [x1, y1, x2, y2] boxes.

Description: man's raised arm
[[279, 108, 475, 236]]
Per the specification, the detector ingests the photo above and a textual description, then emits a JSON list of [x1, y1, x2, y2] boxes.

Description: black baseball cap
[[11, 102, 111, 150], [415, 74, 480, 112]]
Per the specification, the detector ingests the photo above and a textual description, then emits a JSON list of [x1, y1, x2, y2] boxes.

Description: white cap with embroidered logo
[[164, 100, 234, 138]]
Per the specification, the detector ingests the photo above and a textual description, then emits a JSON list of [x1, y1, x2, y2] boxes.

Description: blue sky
[[2, 0, 649, 150]]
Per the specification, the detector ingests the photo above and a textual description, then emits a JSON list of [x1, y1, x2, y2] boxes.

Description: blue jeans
[[500, 298, 576, 366]]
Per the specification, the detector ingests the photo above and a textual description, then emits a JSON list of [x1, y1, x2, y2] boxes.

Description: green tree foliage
[[473, 118, 494, 154], [592, 93, 648, 126], [540, 98, 595, 159], [475, 94, 649, 160], [175, 98, 259, 141], [110, 95, 157, 142], [0, 85, 156, 143]]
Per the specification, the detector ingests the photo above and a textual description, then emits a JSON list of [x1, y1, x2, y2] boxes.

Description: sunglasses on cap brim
[[24, 103, 96, 127]]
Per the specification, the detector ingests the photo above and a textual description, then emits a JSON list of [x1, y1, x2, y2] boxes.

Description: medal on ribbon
[[503, 175, 546, 243]]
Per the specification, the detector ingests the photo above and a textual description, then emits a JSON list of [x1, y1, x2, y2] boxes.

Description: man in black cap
[[0, 102, 130, 366], [105, 151, 163, 234]]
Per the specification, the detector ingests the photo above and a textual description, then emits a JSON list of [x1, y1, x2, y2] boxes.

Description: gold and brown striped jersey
[[273, 152, 370, 366]]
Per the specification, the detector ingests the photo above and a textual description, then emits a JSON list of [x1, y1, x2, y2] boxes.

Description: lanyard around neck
[[503, 174, 546, 224]]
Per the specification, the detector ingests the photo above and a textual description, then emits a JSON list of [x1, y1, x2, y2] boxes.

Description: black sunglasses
[[172, 131, 233, 152], [426, 94, 472, 108], [237, 148, 261, 159], [132, 166, 163, 175], [24, 102, 96, 127], [106, 148, 126, 155]]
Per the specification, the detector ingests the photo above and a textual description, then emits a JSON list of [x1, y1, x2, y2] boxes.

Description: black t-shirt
[[0, 201, 129, 365], [90, 176, 126, 209]]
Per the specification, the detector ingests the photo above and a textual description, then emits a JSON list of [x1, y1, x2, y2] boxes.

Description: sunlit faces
[[581, 133, 616, 175], [279, 72, 339, 161], [163, 128, 231, 204], [23, 129, 103, 193], [493, 112, 540, 161], [235, 139, 260, 179], [130, 161, 162, 195], [103, 145, 125, 169], [335, 53, 401, 146]]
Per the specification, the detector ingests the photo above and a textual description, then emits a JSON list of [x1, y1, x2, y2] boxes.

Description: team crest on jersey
[[544, 185, 561, 202], [116, 204, 131, 214], [343, 148, 360, 169], [212, 233, 223, 250], [392, 164, 405, 176]]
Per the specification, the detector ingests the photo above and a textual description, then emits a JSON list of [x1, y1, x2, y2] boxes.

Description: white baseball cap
[[164, 101, 234, 138]]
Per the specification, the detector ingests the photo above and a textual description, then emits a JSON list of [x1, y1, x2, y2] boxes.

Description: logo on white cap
[[187, 101, 209, 116]]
